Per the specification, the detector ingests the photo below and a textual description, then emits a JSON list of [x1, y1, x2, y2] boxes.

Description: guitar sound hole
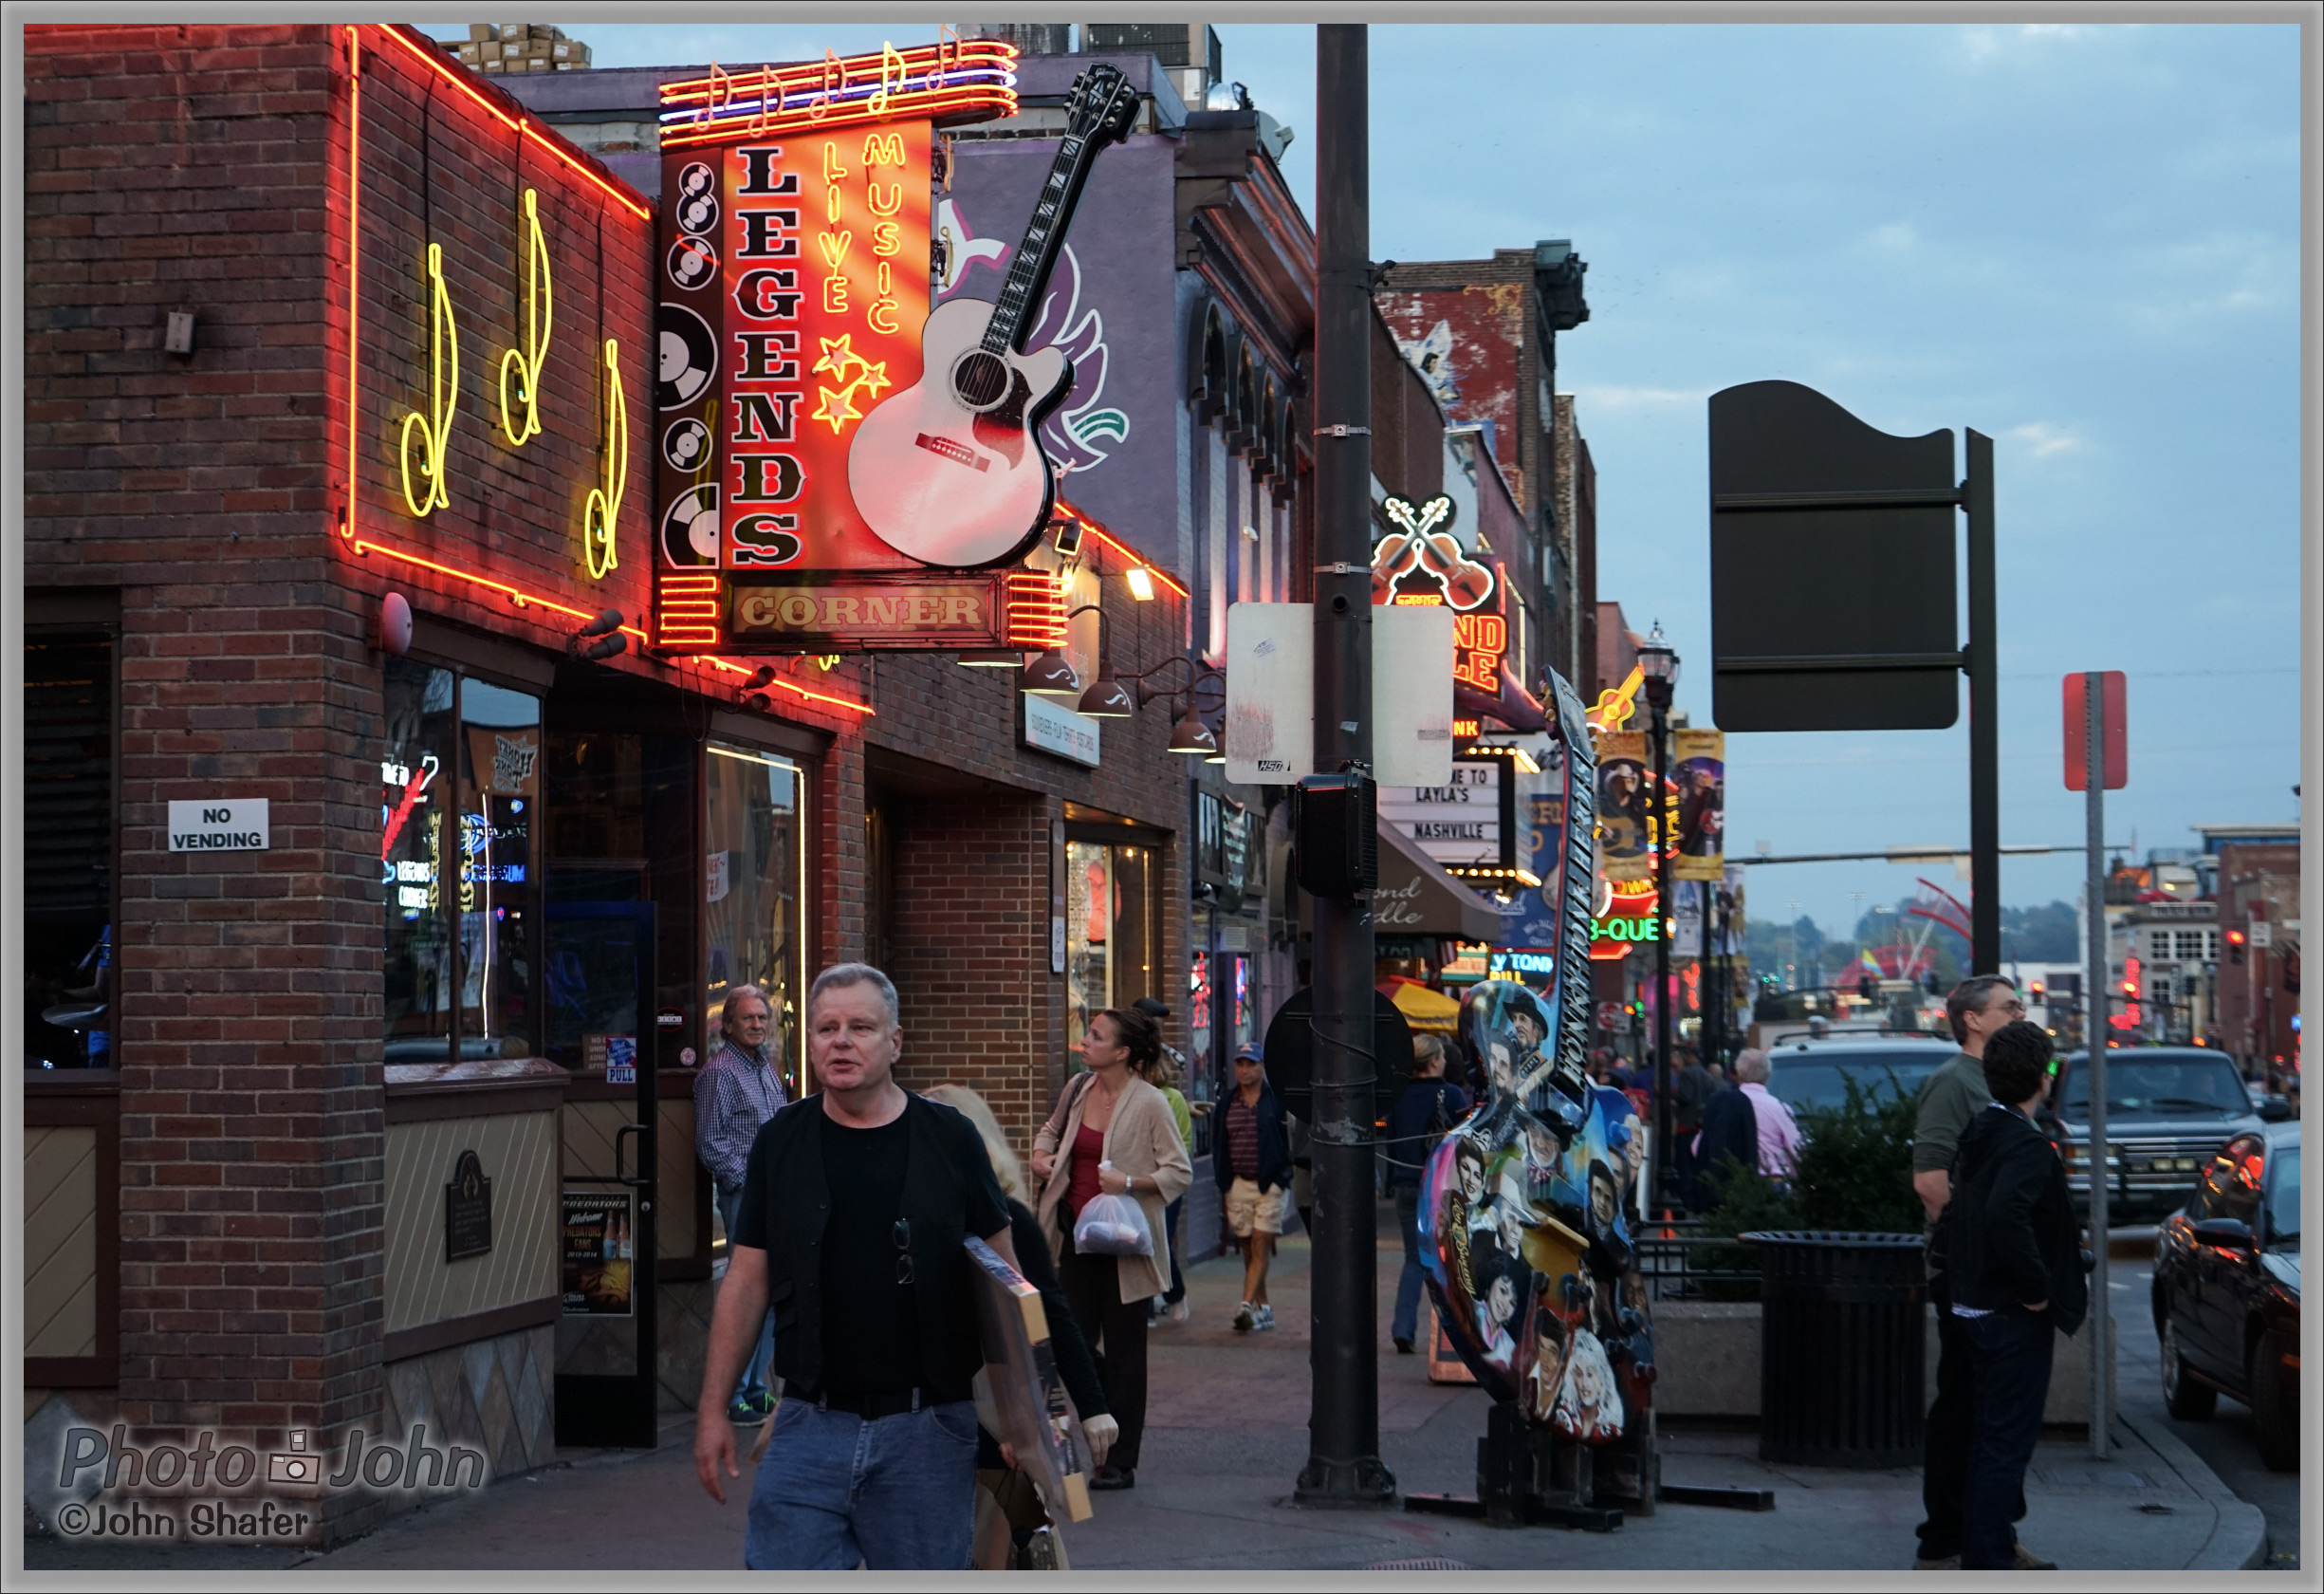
[[952, 350, 1009, 411]]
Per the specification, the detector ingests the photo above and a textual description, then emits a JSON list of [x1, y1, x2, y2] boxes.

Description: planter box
[[1651, 1299, 2119, 1428]]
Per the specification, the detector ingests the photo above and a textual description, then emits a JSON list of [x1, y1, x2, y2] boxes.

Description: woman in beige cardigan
[[1030, 1006, 1191, 1492]]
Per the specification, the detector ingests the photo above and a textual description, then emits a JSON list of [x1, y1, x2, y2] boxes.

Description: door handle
[[613, 1121, 655, 1188]]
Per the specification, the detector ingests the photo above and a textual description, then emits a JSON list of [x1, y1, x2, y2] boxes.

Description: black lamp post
[[1636, 622, 1680, 1217]]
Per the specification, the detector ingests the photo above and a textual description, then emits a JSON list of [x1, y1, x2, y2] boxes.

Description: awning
[[1372, 819, 1507, 941], [1387, 978, 1462, 1034]]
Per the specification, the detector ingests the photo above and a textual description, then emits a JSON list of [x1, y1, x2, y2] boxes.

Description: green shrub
[[1791, 1070, 1925, 1235]]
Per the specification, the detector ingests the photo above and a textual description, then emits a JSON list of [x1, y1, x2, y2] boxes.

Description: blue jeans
[[1961, 1308, 2056, 1570], [744, 1397, 979, 1569], [1393, 1183, 1427, 1344], [718, 1186, 775, 1402]]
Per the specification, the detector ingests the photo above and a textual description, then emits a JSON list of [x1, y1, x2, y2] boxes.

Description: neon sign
[[398, 242, 459, 516], [1588, 662, 1643, 734], [498, 188, 553, 445], [1374, 494, 1496, 612], [656, 37, 1019, 148], [582, 338, 630, 579]]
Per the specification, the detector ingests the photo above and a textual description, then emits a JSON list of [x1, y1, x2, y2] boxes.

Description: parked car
[[1761, 1034, 1961, 1115], [2042, 1047, 2284, 1223], [2150, 1121, 2300, 1470]]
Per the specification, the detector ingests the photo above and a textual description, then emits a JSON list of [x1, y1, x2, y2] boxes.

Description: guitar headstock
[[1064, 63, 1140, 147]]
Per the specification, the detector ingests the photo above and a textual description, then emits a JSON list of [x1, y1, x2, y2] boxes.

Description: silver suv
[[2043, 1047, 2285, 1223]]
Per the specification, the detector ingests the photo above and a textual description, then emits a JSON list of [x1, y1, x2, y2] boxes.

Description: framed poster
[[562, 1192, 636, 1316]]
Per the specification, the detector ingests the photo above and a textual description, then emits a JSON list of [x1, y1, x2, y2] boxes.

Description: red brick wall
[[24, 20, 384, 1536]]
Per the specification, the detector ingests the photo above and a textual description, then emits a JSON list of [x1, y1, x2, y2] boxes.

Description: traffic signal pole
[[1297, 21, 1393, 1511], [1965, 430, 2001, 973], [2082, 673, 2112, 1459]]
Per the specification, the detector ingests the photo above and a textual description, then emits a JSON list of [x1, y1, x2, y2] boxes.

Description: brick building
[[20, 22, 1199, 1540]]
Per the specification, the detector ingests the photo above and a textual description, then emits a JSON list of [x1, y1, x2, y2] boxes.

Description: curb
[[2112, 1407, 2269, 1570]]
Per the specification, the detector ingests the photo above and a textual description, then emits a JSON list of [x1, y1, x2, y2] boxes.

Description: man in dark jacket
[[1385, 1034, 1472, 1353], [1939, 1019, 2088, 1570], [1688, 1067, 1758, 1213], [1216, 1042, 1294, 1333]]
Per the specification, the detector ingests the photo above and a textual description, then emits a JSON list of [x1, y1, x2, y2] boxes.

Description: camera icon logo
[[268, 1430, 318, 1485]]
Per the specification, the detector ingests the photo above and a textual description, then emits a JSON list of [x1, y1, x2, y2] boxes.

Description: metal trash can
[[1739, 1230, 1927, 1468]]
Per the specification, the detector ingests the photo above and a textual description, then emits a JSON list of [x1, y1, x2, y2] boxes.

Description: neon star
[[814, 383, 864, 433], [851, 360, 892, 402], [813, 334, 870, 386]]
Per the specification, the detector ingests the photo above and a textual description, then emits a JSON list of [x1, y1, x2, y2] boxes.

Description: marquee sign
[[652, 43, 1137, 656]]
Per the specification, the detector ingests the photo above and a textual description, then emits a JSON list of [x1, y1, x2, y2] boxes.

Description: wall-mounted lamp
[[1125, 566, 1156, 602]]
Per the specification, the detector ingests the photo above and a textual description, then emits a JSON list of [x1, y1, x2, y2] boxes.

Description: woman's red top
[[1066, 1121, 1107, 1217]]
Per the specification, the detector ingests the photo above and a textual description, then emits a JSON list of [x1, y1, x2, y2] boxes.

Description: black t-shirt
[[731, 1095, 1011, 1401], [816, 1111, 915, 1397]]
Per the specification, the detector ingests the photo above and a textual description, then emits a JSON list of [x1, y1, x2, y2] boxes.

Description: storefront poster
[[562, 1192, 636, 1316], [1672, 729, 1725, 882]]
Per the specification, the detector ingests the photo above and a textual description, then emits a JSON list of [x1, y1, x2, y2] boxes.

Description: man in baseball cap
[[1215, 1042, 1293, 1332]]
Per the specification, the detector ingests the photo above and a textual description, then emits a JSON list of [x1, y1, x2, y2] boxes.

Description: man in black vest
[[693, 962, 1018, 1570]]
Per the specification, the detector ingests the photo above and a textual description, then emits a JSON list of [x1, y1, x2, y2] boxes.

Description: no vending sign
[[167, 799, 270, 853]]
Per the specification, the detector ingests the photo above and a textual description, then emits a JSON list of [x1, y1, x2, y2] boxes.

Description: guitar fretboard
[[981, 132, 1093, 358]]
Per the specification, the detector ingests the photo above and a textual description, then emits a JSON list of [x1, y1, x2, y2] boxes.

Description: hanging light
[[1077, 674, 1136, 716], [1168, 707, 1218, 756], [957, 650, 1022, 668], [1020, 650, 1081, 697]]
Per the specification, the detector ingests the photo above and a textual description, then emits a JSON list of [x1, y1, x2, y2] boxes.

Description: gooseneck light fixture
[[1067, 604, 1135, 717]]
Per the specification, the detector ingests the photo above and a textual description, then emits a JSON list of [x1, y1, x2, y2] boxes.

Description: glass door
[[549, 900, 659, 1449]]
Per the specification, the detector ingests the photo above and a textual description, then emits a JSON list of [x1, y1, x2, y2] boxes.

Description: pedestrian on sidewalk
[[1688, 1061, 1759, 1213], [1387, 1034, 1472, 1354], [1206, 1041, 1295, 1336], [922, 1084, 1117, 1568], [693, 963, 1022, 1571], [1029, 1006, 1192, 1492], [1935, 1019, 2087, 1571], [1910, 974, 2053, 1572], [1669, 1047, 1717, 1206], [1132, 997, 1196, 1327], [1732, 1049, 1802, 1188], [693, 984, 786, 1424]]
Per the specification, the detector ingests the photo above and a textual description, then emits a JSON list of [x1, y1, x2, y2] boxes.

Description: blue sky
[[447, 22, 2305, 935]]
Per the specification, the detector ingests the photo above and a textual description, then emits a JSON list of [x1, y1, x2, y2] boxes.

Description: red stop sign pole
[[2065, 669, 2126, 1462]]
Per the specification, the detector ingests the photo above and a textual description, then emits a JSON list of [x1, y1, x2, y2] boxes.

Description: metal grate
[[1366, 1559, 1481, 1571]]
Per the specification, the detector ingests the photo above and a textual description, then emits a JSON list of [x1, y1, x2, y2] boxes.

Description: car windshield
[[1766, 1050, 1950, 1112], [2058, 1055, 2251, 1119], [2266, 1147, 2298, 1246]]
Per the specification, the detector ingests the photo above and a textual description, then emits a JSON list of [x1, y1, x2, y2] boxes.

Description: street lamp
[[1066, 604, 1135, 717], [1637, 622, 1680, 1217]]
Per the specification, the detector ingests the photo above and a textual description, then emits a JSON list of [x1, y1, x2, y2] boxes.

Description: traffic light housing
[[2225, 927, 2247, 965], [2029, 980, 2046, 1001]]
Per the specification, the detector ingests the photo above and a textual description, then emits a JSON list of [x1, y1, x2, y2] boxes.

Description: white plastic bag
[[1072, 1165, 1153, 1257]]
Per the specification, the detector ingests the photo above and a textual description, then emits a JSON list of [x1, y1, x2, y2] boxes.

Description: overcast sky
[[450, 21, 2305, 935]]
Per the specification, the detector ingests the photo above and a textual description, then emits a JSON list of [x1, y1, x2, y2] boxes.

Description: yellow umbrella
[[1389, 979, 1462, 1035]]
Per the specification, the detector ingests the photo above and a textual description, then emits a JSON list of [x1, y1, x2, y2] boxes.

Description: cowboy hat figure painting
[[1416, 979, 1654, 1442]]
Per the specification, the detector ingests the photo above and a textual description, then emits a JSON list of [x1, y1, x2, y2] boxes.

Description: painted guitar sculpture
[[848, 65, 1139, 567]]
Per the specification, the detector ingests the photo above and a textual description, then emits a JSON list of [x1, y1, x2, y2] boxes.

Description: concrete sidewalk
[[25, 1215, 2266, 1574]]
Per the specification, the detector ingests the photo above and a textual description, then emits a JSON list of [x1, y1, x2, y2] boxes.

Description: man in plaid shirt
[[695, 984, 786, 1421]]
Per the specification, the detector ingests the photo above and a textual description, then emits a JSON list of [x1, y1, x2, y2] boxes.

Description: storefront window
[[383, 660, 455, 1062], [1064, 841, 1158, 1073], [703, 742, 806, 1097], [457, 678, 543, 1058], [23, 625, 115, 1069]]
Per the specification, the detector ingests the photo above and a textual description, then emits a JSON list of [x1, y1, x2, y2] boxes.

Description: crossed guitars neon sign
[[395, 187, 629, 581], [1373, 494, 1496, 611]]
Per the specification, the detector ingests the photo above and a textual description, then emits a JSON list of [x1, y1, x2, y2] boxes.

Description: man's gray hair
[[1733, 1048, 1770, 1084], [808, 962, 899, 1028], [721, 983, 771, 1023]]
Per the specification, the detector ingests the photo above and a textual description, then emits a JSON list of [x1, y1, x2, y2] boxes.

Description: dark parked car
[[1762, 1035, 1960, 1114], [2042, 1047, 2284, 1223], [2150, 1121, 2300, 1470]]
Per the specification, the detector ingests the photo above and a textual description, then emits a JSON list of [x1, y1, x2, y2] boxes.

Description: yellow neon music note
[[498, 188, 552, 446], [398, 241, 458, 516], [581, 338, 628, 580]]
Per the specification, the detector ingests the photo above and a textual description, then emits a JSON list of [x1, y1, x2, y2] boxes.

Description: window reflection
[[383, 660, 455, 1061], [458, 677, 543, 1059], [704, 743, 805, 1097]]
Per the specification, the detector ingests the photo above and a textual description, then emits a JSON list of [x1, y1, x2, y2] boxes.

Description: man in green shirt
[[1911, 974, 2050, 1572]]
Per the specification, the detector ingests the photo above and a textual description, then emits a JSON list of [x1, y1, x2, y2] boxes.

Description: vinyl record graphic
[[674, 162, 718, 236], [656, 303, 716, 411], [667, 235, 718, 293], [660, 484, 720, 567], [662, 417, 712, 473]]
